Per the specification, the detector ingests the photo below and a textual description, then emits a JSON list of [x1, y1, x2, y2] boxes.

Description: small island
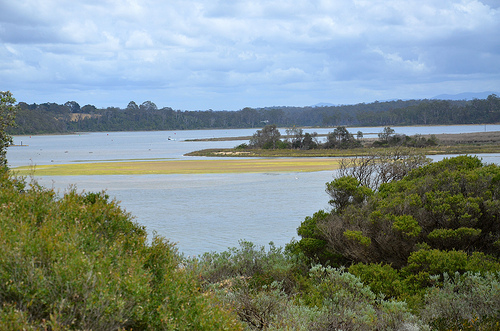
[[186, 125, 500, 157]]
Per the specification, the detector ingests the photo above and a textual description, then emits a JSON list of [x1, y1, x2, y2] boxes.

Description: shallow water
[[36, 171, 333, 256], [8, 126, 500, 256]]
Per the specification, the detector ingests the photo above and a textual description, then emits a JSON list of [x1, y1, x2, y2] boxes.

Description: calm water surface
[[8, 126, 500, 256]]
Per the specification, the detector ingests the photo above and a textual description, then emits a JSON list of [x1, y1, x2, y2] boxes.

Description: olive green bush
[[193, 240, 298, 293], [195, 241, 430, 330], [421, 271, 500, 330], [308, 156, 500, 268], [305, 266, 428, 330], [0, 172, 242, 330]]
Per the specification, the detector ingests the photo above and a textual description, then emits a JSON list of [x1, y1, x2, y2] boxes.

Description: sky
[[1, 0, 499, 111]]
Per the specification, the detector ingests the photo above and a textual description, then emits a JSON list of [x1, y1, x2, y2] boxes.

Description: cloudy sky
[[1, 0, 499, 110]]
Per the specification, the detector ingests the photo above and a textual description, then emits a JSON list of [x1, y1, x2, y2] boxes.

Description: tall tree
[[249, 124, 282, 149], [0, 91, 18, 168], [324, 126, 360, 149], [64, 101, 81, 113], [140, 101, 158, 112], [126, 101, 139, 111]]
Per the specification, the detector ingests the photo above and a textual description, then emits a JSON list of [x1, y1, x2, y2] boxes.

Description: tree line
[[8, 94, 500, 135]]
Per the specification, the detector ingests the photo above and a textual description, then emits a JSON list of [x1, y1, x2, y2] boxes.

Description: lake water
[[7, 125, 500, 256]]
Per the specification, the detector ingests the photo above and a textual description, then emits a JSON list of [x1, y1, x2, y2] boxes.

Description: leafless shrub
[[337, 147, 430, 190]]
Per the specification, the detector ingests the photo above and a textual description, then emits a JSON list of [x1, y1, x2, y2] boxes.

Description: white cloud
[[1, 0, 499, 109], [125, 31, 154, 49]]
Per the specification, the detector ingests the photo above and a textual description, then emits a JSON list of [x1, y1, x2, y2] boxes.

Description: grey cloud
[[1, 0, 499, 110]]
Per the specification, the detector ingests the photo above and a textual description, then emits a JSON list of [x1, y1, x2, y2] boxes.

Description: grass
[[13, 158, 343, 176]]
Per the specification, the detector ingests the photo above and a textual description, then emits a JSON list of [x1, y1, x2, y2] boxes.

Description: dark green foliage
[[325, 176, 373, 212], [287, 210, 345, 267], [301, 132, 318, 150], [373, 127, 438, 148], [235, 143, 248, 149], [0, 173, 242, 330], [285, 127, 319, 150], [402, 249, 500, 280], [324, 126, 361, 149], [249, 124, 282, 149], [0, 91, 18, 168], [316, 156, 500, 268], [348, 262, 404, 298]]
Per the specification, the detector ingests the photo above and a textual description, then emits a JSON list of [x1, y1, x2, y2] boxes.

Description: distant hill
[[313, 102, 337, 107], [432, 91, 498, 100]]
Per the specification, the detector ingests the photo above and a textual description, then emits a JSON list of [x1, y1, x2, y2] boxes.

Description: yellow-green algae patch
[[13, 158, 343, 176]]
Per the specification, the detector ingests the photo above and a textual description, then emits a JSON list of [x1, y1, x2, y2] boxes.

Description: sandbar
[[13, 158, 343, 176]]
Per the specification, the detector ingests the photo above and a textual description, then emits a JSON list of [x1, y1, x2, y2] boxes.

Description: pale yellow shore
[[13, 158, 343, 176]]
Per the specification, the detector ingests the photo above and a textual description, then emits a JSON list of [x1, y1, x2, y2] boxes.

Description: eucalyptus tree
[[0, 91, 18, 168]]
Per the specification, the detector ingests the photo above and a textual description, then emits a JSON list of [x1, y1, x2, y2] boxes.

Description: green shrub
[[420, 271, 500, 330], [310, 156, 500, 268], [288, 210, 345, 267], [348, 263, 404, 298], [235, 143, 248, 149], [305, 266, 428, 330], [193, 240, 297, 292], [0, 173, 242, 330]]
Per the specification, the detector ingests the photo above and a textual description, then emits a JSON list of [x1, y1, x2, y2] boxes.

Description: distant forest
[[8, 94, 500, 135]]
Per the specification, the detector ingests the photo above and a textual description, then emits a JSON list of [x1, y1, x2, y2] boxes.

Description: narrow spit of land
[[12, 131, 500, 176], [186, 131, 500, 157]]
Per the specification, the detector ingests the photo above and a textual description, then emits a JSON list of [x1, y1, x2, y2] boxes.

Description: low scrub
[[0, 171, 241, 330]]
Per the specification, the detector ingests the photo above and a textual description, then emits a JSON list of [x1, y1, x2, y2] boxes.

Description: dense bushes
[[193, 242, 428, 330], [0, 171, 241, 330], [310, 156, 500, 268], [286, 155, 500, 328]]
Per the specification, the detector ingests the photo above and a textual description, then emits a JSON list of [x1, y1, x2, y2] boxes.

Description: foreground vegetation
[[190, 155, 500, 330], [0, 170, 245, 330], [3, 156, 500, 330]]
